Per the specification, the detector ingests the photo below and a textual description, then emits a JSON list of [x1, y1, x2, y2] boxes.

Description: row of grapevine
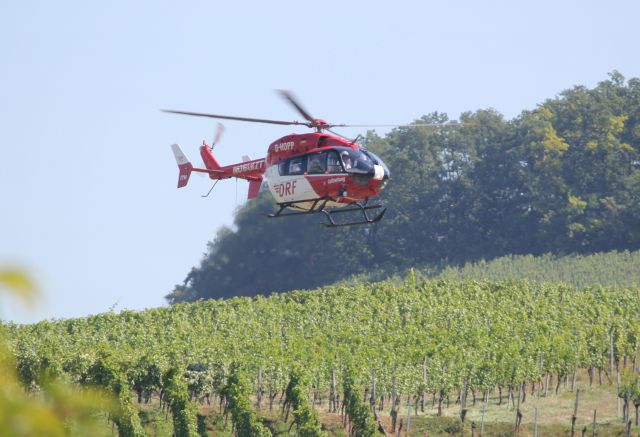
[[162, 366, 200, 437], [342, 367, 377, 436], [220, 366, 271, 437], [282, 368, 327, 436]]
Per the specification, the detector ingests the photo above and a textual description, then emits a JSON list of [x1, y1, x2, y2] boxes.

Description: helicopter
[[165, 91, 403, 227]]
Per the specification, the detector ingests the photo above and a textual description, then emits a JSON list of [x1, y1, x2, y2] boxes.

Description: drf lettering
[[274, 180, 297, 197]]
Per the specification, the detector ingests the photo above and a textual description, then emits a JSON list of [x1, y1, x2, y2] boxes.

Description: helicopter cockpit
[[276, 147, 389, 188], [333, 147, 390, 185]]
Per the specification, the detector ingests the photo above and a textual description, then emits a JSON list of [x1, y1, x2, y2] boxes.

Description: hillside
[[168, 72, 640, 304], [5, 277, 640, 436], [339, 250, 640, 289]]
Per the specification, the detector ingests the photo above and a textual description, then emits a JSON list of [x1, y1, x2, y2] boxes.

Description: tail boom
[[171, 143, 265, 199], [199, 144, 265, 180]]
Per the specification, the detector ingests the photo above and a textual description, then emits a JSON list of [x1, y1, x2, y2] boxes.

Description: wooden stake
[[480, 390, 488, 436], [461, 377, 468, 419], [592, 409, 596, 437], [406, 396, 411, 433], [610, 330, 615, 384], [625, 390, 631, 437], [514, 383, 522, 434], [508, 385, 514, 409], [544, 373, 550, 397], [422, 356, 428, 412], [391, 376, 398, 431], [571, 389, 580, 437], [533, 407, 538, 437], [538, 354, 543, 399], [371, 368, 376, 411], [256, 366, 262, 408], [330, 368, 337, 413], [618, 371, 622, 417]]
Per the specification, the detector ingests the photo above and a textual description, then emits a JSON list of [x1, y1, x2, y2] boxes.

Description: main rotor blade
[[162, 109, 309, 127], [335, 123, 460, 128], [326, 128, 352, 141], [277, 90, 316, 123]]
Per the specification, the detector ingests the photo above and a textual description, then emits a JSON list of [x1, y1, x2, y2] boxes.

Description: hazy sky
[[2, 0, 639, 323]]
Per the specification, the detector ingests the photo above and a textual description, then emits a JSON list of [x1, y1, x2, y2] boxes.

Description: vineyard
[[339, 250, 640, 290], [4, 278, 640, 436]]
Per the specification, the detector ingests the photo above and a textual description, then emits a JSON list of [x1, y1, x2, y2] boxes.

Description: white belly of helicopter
[[265, 165, 315, 203], [264, 165, 343, 209]]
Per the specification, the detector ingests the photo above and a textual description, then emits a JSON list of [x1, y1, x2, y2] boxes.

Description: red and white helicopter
[[165, 91, 395, 227]]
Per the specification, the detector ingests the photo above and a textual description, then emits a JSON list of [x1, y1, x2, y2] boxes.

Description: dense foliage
[[436, 251, 640, 287], [168, 72, 640, 303], [338, 250, 640, 289]]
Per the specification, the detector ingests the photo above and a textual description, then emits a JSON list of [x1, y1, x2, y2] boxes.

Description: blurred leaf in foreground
[[1, 269, 114, 436], [0, 269, 37, 307]]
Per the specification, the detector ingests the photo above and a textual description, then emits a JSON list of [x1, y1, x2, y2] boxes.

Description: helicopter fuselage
[[260, 132, 389, 209]]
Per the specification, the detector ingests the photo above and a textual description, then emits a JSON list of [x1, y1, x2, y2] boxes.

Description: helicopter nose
[[380, 167, 390, 190], [373, 164, 385, 181]]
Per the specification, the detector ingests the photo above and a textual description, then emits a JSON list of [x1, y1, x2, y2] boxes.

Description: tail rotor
[[210, 123, 225, 150]]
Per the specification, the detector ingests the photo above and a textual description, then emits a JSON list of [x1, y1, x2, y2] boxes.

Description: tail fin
[[247, 178, 262, 200], [171, 144, 193, 188]]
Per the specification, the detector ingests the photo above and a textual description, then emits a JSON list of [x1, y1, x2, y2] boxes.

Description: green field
[[3, 269, 640, 436], [340, 250, 640, 290]]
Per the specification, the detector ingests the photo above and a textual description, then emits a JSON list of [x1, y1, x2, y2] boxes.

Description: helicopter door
[[266, 156, 317, 203], [307, 152, 327, 174], [326, 151, 344, 174]]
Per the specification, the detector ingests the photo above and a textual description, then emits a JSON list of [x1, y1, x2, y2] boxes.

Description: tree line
[[168, 72, 640, 303]]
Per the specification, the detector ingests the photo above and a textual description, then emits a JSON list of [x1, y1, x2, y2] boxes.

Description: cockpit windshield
[[362, 149, 390, 178], [336, 147, 374, 174]]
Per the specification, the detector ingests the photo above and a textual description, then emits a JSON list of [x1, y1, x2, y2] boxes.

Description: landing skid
[[268, 197, 386, 228]]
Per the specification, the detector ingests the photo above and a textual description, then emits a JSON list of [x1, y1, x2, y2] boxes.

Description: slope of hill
[[338, 250, 640, 289], [5, 277, 640, 435], [168, 72, 640, 303]]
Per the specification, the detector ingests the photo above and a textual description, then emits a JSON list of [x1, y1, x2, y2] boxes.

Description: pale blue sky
[[1, 0, 639, 323]]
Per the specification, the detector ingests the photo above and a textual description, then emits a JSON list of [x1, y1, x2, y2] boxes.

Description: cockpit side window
[[340, 151, 353, 170], [327, 151, 344, 173], [307, 152, 326, 174], [288, 157, 304, 175]]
